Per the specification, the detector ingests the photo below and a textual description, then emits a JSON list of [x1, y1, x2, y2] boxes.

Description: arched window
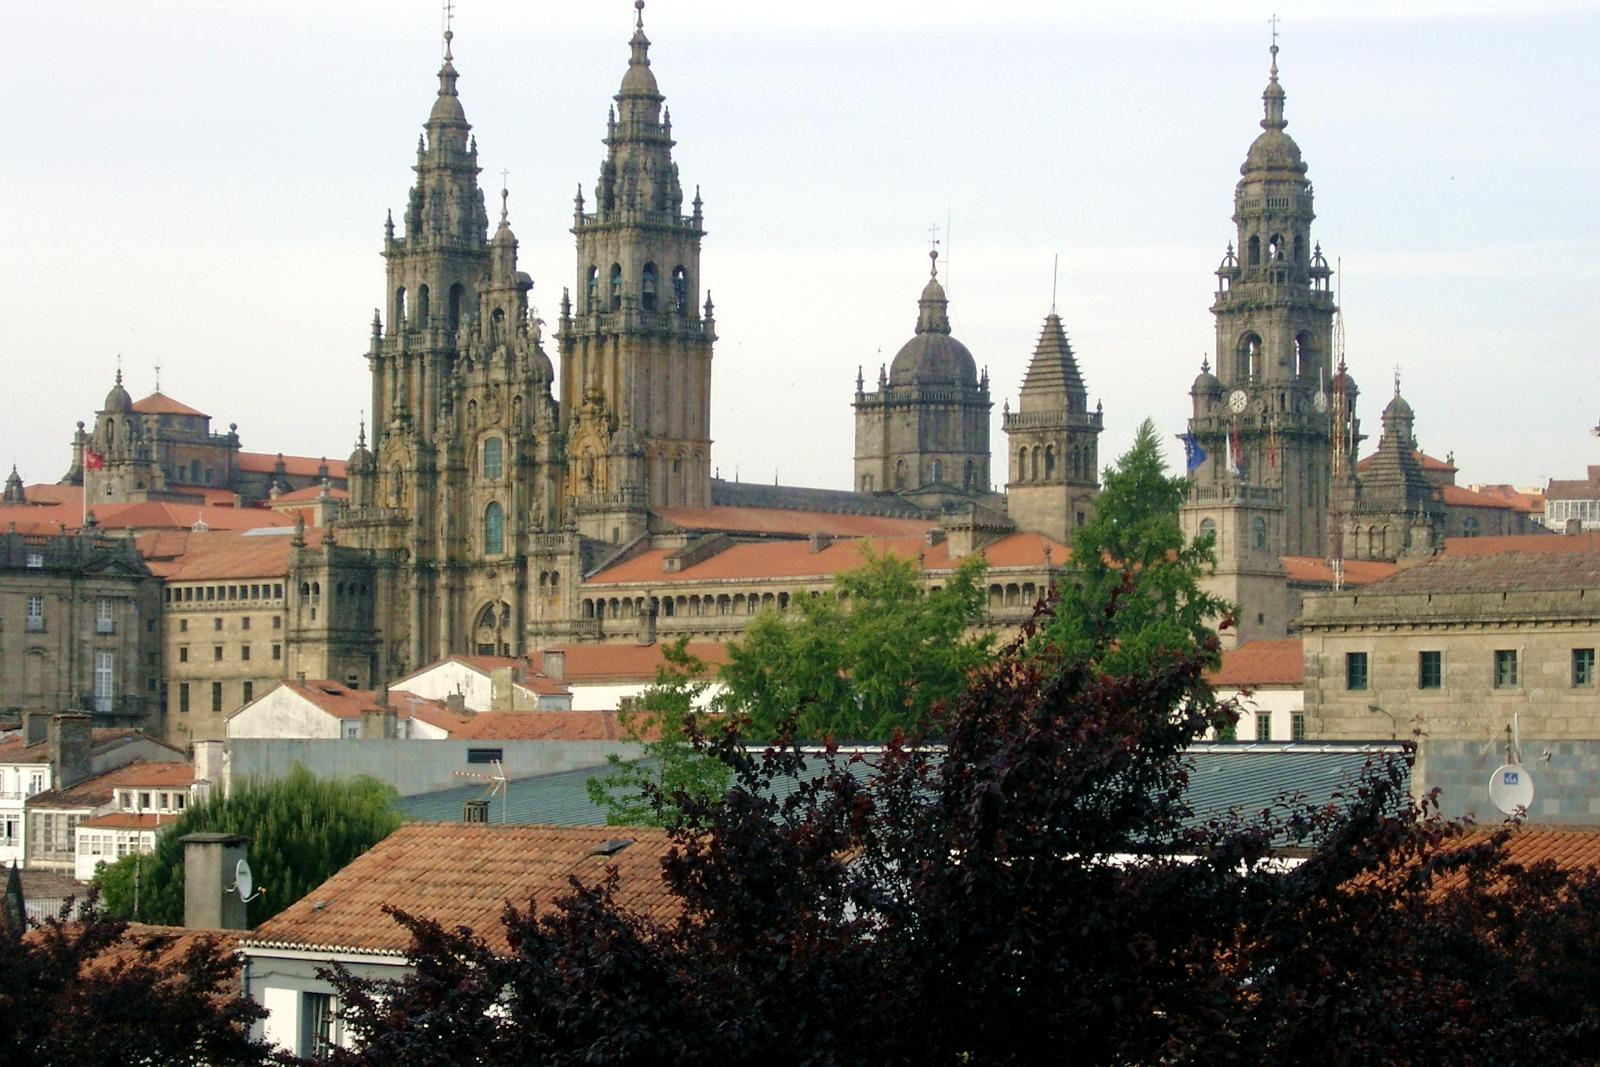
[[448, 283, 465, 330], [1044, 446, 1056, 480], [395, 286, 407, 326], [1295, 332, 1314, 379], [672, 266, 689, 314], [609, 264, 622, 310], [964, 459, 975, 488], [491, 307, 505, 345], [1239, 333, 1262, 382], [1247, 236, 1261, 266], [1268, 233, 1285, 262], [931, 459, 944, 484], [586, 266, 599, 311], [482, 438, 503, 480], [1199, 518, 1217, 542], [1293, 234, 1305, 263], [484, 502, 504, 555], [641, 262, 658, 311], [1252, 515, 1268, 550], [417, 285, 430, 326], [894, 459, 907, 489]]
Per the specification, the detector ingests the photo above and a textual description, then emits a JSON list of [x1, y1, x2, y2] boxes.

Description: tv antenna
[[1488, 714, 1536, 817], [229, 858, 264, 904], [453, 759, 510, 824]]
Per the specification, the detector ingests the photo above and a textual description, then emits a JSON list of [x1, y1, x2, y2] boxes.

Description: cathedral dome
[[429, 90, 466, 126], [1191, 361, 1220, 395], [888, 255, 978, 388], [102, 372, 133, 413], [1242, 128, 1306, 176], [1383, 390, 1414, 421]]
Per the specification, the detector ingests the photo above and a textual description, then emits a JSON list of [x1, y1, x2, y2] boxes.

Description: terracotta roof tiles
[[1443, 532, 1600, 557], [450, 711, 631, 742], [1208, 639, 1304, 688], [655, 505, 934, 539], [1282, 556, 1398, 587], [1358, 549, 1600, 596], [131, 392, 209, 418], [243, 824, 679, 956], [235, 453, 347, 479]]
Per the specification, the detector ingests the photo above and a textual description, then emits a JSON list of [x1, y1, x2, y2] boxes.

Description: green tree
[[719, 546, 993, 741], [94, 765, 400, 926], [586, 637, 733, 827], [1045, 418, 1231, 680]]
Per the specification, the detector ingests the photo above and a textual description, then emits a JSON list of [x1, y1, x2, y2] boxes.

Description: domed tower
[[853, 250, 992, 505], [557, 1, 713, 545], [81, 368, 163, 505], [1179, 38, 1339, 644], [1002, 309, 1104, 540], [1340, 373, 1440, 561]]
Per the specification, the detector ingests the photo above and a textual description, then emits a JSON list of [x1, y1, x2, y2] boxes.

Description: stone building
[[1543, 466, 1600, 533], [0, 526, 161, 727], [1300, 540, 1600, 745], [63, 372, 345, 509], [1003, 312, 1104, 543], [1179, 43, 1343, 647], [853, 252, 995, 508]]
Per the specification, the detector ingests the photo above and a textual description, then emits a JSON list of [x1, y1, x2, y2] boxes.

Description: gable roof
[[235, 453, 347, 480], [1281, 556, 1398, 587], [1442, 532, 1600, 558], [1357, 549, 1600, 596], [137, 527, 314, 581], [29, 760, 194, 809], [242, 823, 678, 956], [1208, 639, 1303, 688], [131, 392, 208, 418], [239, 679, 468, 728], [450, 711, 631, 742]]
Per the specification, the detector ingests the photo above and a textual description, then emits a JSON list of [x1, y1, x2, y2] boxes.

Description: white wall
[[228, 686, 340, 740], [568, 680, 725, 713], [1212, 685, 1305, 742], [392, 663, 494, 710]]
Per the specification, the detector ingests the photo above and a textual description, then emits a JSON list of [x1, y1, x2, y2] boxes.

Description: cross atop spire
[[1393, 363, 1403, 396], [635, 0, 645, 31], [154, 359, 161, 393], [928, 223, 942, 279], [500, 169, 510, 223], [443, 0, 456, 60]]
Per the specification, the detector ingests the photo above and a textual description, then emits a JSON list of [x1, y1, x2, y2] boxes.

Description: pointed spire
[[357, 415, 367, 450], [1261, 25, 1287, 132]]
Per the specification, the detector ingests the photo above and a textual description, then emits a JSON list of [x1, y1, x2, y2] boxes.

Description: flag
[[83, 448, 104, 471], [1230, 422, 1244, 478], [1178, 433, 1207, 474]]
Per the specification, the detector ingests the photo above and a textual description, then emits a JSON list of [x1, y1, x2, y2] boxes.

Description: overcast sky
[[3, 1, 1597, 495]]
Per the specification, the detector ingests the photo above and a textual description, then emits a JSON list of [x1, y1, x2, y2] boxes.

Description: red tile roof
[[1357, 449, 1457, 474], [1282, 556, 1399, 587], [528, 644, 731, 683], [451, 711, 630, 742], [1442, 532, 1600, 558], [586, 533, 1068, 587], [235, 453, 347, 479], [1545, 466, 1600, 500], [1207, 639, 1303, 688], [79, 812, 172, 831], [91, 501, 290, 535], [655, 505, 936, 538], [269, 484, 348, 503], [1467, 484, 1544, 514], [131, 392, 209, 418], [248, 680, 465, 726], [29, 760, 192, 809], [137, 527, 317, 581], [243, 824, 679, 956], [1439, 483, 1524, 510]]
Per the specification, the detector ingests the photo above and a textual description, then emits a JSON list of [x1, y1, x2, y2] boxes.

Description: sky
[[3, 0, 1597, 495]]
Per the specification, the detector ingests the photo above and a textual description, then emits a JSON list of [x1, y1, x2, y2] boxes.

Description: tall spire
[[1261, 22, 1287, 133]]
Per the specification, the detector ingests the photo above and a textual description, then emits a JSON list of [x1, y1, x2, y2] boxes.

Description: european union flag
[[1179, 434, 1207, 474]]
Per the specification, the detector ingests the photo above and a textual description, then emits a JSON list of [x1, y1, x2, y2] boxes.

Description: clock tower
[[1179, 40, 1340, 645]]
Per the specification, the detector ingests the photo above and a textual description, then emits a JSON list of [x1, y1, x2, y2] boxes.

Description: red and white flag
[[83, 449, 105, 471]]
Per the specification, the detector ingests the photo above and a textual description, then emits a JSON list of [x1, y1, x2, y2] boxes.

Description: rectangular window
[[25, 552, 43, 569], [241, 645, 251, 661], [301, 992, 337, 1058], [213, 645, 223, 661], [1493, 649, 1519, 689], [1574, 648, 1596, 688], [243, 680, 254, 704], [179, 683, 190, 713], [174, 793, 185, 810], [138, 791, 151, 810], [273, 615, 282, 629], [178, 646, 189, 663], [26, 595, 44, 631], [1418, 651, 1442, 690], [272, 644, 282, 661], [1291, 712, 1307, 741], [1255, 711, 1272, 742], [211, 682, 223, 713], [213, 617, 223, 630], [467, 747, 505, 764], [1345, 652, 1369, 692], [179, 618, 188, 632], [94, 652, 115, 713], [96, 598, 115, 634]]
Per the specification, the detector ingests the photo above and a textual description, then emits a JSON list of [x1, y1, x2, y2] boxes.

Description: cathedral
[[283, 5, 1106, 684]]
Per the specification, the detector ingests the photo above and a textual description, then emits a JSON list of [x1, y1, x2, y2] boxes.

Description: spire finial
[[927, 222, 942, 280], [500, 170, 510, 223], [154, 359, 161, 393], [115, 355, 122, 387], [358, 413, 367, 449], [1050, 253, 1059, 316], [635, 0, 645, 31], [443, 0, 455, 60], [1393, 363, 1403, 397], [1201, 354, 1211, 374], [1268, 13, 1280, 79]]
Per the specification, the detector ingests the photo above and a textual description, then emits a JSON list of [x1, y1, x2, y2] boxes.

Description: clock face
[[1313, 390, 1329, 414], [1227, 389, 1249, 414]]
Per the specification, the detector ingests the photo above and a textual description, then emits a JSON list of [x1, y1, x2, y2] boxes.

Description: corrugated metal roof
[[400, 745, 1404, 840]]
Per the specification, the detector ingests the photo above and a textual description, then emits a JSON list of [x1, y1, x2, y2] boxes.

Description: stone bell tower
[[557, 1, 714, 546], [1180, 40, 1339, 645]]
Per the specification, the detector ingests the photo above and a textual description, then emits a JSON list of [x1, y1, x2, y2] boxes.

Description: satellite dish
[[1489, 764, 1535, 816], [234, 858, 254, 901]]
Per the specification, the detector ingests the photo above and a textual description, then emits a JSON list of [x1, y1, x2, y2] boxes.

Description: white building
[[226, 679, 469, 741]]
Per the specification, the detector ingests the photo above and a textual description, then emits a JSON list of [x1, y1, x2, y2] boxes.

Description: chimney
[[445, 691, 467, 714], [181, 832, 251, 930], [489, 666, 514, 711], [376, 681, 390, 707], [542, 650, 566, 682], [23, 711, 49, 746], [48, 714, 92, 790]]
